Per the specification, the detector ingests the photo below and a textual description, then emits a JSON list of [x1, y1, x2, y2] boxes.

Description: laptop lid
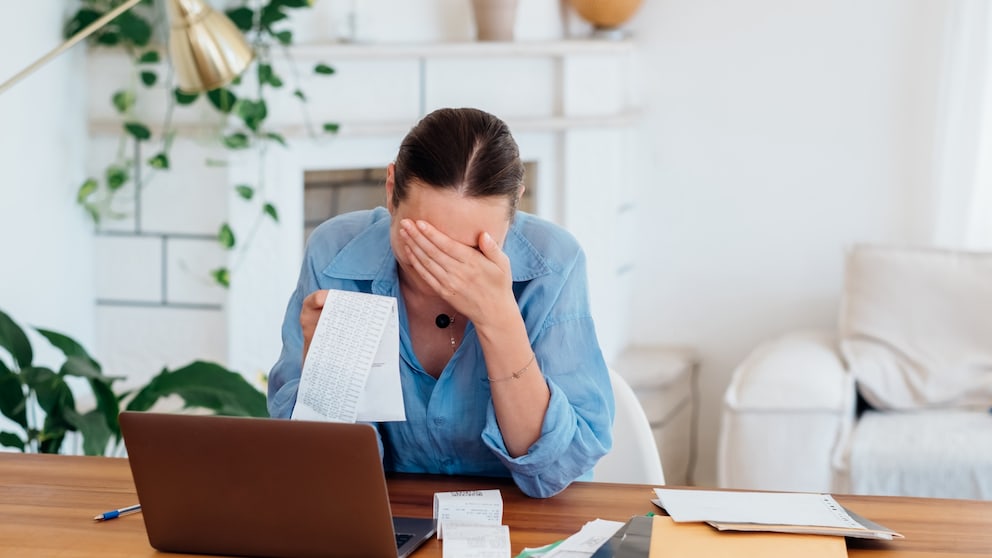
[[119, 412, 435, 558]]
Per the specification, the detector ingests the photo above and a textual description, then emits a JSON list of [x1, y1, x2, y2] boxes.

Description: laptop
[[119, 411, 436, 558]]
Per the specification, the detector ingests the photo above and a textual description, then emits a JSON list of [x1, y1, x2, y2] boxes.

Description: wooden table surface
[[1, 453, 991, 557]]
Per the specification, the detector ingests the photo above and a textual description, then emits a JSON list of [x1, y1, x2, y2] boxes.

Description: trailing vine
[[67, 0, 337, 287]]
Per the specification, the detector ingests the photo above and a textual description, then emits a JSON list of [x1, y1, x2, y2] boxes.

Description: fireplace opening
[[303, 163, 538, 243]]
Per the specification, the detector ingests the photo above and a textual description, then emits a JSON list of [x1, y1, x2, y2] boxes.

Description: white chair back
[[593, 369, 666, 485]]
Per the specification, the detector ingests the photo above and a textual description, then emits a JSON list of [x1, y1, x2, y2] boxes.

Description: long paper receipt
[[291, 289, 405, 423]]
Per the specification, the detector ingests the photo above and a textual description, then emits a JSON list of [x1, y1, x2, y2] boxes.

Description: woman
[[268, 108, 613, 498]]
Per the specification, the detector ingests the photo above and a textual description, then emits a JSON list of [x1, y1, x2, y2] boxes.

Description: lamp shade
[[168, 0, 254, 93]]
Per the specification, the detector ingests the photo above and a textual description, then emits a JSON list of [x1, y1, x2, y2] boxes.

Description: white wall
[[628, 0, 950, 486], [0, 5, 93, 356]]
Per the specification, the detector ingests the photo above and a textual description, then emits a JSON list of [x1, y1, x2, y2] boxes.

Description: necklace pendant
[[435, 313, 452, 328]]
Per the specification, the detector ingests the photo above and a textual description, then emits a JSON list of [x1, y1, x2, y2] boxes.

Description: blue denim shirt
[[268, 207, 614, 498]]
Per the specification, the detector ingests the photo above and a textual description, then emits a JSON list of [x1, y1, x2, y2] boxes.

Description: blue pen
[[93, 504, 142, 521]]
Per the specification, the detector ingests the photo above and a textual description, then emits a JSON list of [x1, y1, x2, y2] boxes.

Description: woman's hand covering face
[[399, 218, 515, 327]]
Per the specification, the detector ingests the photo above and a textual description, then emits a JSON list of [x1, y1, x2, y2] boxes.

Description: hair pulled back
[[393, 108, 524, 214]]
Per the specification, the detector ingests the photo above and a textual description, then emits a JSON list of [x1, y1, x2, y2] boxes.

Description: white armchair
[[719, 245, 992, 499], [718, 330, 855, 493]]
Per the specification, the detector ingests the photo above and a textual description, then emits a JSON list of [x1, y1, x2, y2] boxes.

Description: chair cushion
[[839, 245, 992, 410], [850, 410, 992, 499]]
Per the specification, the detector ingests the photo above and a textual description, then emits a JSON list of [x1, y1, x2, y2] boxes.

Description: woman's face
[[385, 165, 514, 277]]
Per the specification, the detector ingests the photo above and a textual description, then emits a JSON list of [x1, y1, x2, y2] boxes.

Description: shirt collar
[[321, 210, 551, 289]]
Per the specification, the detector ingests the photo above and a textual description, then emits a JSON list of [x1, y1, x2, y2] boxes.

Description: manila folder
[[649, 515, 846, 558]]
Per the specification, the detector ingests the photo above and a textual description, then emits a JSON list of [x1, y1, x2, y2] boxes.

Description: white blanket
[[850, 409, 992, 500], [839, 245, 992, 410]]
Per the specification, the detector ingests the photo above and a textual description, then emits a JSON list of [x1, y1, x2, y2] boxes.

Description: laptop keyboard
[[395, 533, 414, 548]]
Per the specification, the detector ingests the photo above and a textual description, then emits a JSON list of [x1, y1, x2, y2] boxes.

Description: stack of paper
[[653, 488, 903, 540]]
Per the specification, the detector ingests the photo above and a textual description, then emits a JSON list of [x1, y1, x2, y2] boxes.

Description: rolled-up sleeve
[[480, 246, 615, 498]]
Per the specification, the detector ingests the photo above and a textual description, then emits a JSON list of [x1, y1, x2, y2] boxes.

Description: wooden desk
[[1, 453, 990, 557]]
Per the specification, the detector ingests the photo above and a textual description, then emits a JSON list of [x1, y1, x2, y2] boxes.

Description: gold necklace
[[435, 313, 457, 352]]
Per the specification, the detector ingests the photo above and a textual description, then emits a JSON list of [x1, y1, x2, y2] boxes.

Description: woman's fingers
[[300, 290, 329, 361]]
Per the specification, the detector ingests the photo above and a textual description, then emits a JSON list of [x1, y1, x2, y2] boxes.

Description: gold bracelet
[[488, 353, 536, 383]]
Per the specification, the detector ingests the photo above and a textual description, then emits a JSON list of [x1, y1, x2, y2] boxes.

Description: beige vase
[[471, 0, 519, 41]]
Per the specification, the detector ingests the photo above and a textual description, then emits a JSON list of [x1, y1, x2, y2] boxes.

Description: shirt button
[[433, 416, 446, 425]]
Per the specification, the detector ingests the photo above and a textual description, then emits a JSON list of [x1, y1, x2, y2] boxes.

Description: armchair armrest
[[718, 330, 856, 492], [725, 330, 852, 412]]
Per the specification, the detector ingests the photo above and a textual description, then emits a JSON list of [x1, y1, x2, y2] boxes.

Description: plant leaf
[[105, 165, 129, 191], [265, 132, 287, 147], [260, 3, 288, 27], [235, 185, 254, 200], [35, 328, 91, 362], [0, 431, 25, 451], [258, 63, 284, 88], [138, 50, 160, 64], [314, 63, 335, 75], [223, 132, 250, 149], [124, 122, 151, 141], [263, 203, 279, 222], [225, 7, 255, 32], [274, 30, 293, 45], [210, 267, 230, 288], [125, 361, 267, 417], [59, 355, 108, 382], [112, 90, 135, 113], [64, 8, 102, 40], [35, 328, 105, 375], [278, 0, 311, 8], [19, 366, 54, 390], [0, 362, 27, 430], [148, 153, 170, 169], [293, 89, 306, 102], [236, 99, 268, 132], [96, 31, 121, 46], [174, 88, 199, 105], [76, 178, 98, 203], [83, 203, 100, 225], [322, 122, 340, 134], [207, 88, 238, 114], [88, 376, 121, 438], [140, 71, 157, 87], [29, 368, 71, 416], [37, 418, 68, 453], [117, 11, 152, 47], [63, 408, 113, 456], [217, 223, 236, 249], [0, 309, 33, 369]]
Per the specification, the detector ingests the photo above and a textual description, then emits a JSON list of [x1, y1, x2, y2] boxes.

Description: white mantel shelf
[[87, 37, 639, 138], [87, 38, 635, 64], [284, 39, 635, 59], [88, 111, 641, 138]]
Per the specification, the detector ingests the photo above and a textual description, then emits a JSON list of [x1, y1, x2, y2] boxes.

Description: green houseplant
[[0, 308, 267, 456], [68, 0, 337, 288]]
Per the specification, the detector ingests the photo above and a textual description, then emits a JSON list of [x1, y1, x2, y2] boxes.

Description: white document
[[653, 488, 863, 529], [442, 523, 511, 558], [433, 489, 503, 539], [291, 289, 405, 423], [541, 519, 626, 558]]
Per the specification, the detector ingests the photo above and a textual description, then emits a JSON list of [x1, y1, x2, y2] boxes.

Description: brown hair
[[392, 108, 524, 215]]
